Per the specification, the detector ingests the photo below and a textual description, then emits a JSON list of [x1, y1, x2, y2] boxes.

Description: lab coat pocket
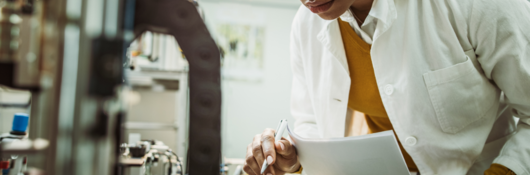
[[423, 56, 498, 134]]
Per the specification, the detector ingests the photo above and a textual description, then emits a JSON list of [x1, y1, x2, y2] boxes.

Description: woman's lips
[[308, 0, 334, 13]]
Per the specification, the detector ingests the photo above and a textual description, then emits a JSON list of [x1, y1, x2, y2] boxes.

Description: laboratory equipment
[[119, 136, 183, 175], [0, 113, 30, 175], [0, 0, 222, 174]]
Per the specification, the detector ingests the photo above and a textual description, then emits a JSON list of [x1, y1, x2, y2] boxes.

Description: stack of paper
[[287, 125, 409, 175]]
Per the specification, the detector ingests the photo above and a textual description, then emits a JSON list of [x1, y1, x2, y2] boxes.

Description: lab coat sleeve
[[470, 0, 530, 174], [290, 15, 320, 139]]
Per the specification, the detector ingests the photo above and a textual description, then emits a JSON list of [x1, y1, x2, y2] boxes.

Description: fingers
[[275, 138, 296, 159], [244, 143, 260, 175], [246, 129, 292, 175], [261, 128, 277, 165], [274, 137, 300, 172], [243, 162, 258, 175], [252, 134, 265, 169], [263, 165, 276, 175]]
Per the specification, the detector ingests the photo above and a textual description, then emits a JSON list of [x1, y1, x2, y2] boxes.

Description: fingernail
[[267, 156, 273, 165], [279, 142, 285, 150], [267, 173, 272, 175]]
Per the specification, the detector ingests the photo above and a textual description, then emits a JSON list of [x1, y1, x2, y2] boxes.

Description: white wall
[[200, 2, 300, 159]]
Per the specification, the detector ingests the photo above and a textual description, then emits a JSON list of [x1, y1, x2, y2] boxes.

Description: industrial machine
[[0, 0, 222, 174], [119, 137, 184, 175]]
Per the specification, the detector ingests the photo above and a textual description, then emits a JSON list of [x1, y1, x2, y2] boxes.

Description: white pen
[[260, 119, 288, 174]]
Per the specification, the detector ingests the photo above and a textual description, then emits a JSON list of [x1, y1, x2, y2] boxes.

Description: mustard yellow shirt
[[338, 18, 418, 172], [338, 18, 514, 174]]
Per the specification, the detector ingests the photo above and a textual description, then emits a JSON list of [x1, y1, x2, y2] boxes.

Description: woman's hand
[[244, 128, 301, 175]]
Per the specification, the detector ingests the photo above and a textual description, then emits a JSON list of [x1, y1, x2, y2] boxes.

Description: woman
[[244, 0, 530, 174]]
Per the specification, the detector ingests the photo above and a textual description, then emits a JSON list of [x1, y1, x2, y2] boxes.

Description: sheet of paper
[[287, 125, 410, 175]]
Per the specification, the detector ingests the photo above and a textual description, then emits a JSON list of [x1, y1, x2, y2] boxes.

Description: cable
[[165, 152, 172, 175], [167, 150, 183, 175]]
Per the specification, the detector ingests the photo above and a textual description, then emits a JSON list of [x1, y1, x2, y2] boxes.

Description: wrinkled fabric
[[338, 18, 418, 171], [485, 164, 516, 175], [290, 0, 530, 174]]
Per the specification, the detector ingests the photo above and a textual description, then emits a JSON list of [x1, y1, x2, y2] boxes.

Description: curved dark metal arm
[[132, 0, 222, 174]]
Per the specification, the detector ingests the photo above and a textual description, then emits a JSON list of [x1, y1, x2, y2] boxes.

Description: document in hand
[[287, 125, 410, 175]]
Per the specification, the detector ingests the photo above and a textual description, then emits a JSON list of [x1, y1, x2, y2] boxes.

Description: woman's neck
[[350, 0, 374, 24]]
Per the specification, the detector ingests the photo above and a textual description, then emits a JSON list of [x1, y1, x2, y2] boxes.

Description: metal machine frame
[[1, 0, 221, 174], [132, 0, 222, 174]]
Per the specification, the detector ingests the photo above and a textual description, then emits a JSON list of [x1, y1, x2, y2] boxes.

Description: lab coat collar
[[371, 0, 396, 24], [339, 0, 396, 27], [317, 19, 349, 74], [370, 0, 397, 39], [316, 0, 397, 74]]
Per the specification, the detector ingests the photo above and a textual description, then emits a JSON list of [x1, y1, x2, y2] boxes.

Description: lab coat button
[[405, 136, 417, 146], [384, 85, 394, 95]]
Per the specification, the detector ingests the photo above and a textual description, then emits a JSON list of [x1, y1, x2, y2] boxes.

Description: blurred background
[[200, 0, 299, 159], [0, 0, 302, 174]]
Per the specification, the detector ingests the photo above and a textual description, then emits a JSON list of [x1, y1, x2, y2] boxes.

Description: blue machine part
[[12, 113, 29, 132]]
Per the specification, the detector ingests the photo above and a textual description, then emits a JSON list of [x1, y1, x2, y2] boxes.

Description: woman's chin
[[318, 14, 339, 20], [317, 11, 344, 20], [315, 6, 350, 20]]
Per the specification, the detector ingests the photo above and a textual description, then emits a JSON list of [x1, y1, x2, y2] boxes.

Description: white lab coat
[[289, 0, 530, 174]]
